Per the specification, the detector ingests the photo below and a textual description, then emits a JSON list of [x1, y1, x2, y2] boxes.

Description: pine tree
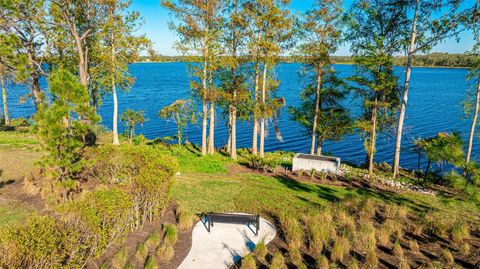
[[162, 0, 226, 155], [290, 0, 350, 156], [120, 109, 147, 144], [346, 0, 406, 175]]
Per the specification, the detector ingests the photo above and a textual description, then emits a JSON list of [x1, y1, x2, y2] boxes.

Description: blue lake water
[[4, 63, 476, 170]]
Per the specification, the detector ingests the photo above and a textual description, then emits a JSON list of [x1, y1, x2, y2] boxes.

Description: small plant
[[304, 212, 332, 257], [253, 239, 268, 261], [392, 241, 404, 257], [240, 254, 256, 269], [356, 221, 376, 253], [111, 248, 128, 269], [176, 204, 194, 231], [347, 258, 359, 269], [398, 257, 410, 269], [270, 251, 287, 269], [364, 248, 378, 268], [317, 255, 329, 269], [144, 255, 158, 269], [146, 230, 161, 250], [331, 236, 350, 262], [135, 242, 148, 263], [408, 239, 419, 253], [279, 212, 304, 249], [123, 262, 133, 269], [120, 109, 147, 144], [157, 244, 174, 261], [163, 224, 178, 245], [441, 248, 455, 266], [450, 222, 469, 245], [377, 223, 392, 246], [460, 242, 470, 256], [288, 247, 303, 267]]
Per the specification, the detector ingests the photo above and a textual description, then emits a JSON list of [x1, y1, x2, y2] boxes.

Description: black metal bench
[[206, 213, 260, 236]]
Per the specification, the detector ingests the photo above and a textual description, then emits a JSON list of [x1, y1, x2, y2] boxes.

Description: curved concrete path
[[178, 216, 276, 269]]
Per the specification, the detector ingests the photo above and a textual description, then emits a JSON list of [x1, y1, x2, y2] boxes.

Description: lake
[[4, 63, 475, 170]]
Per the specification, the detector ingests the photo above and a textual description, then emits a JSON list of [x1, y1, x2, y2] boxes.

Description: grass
[[0, 131, 38, 148], [0, 204, 29, 229]]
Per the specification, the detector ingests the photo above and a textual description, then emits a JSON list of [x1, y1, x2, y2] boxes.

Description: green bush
[[59, 188, 133, 252], [85, 145, 178, 225], [248, 151, 293, 172], [0, 215, 96, 269]]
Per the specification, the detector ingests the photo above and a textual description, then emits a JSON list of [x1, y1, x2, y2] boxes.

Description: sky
[[130, 0, 476, 56]]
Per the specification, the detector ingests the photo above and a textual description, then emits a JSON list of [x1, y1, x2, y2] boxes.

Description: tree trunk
[[368, 98, 378, 176], [230, 0, 238, 160], [111, 34, 120, 146], [26, 45, 42, 110], [424, 159, 431, 180], [311, 68, 322, 155], [260, 63, 267, 158], [316, 139, 322, 156], [201, 46, 208, 155], [0, 73, 9, 126], [227, 107, 232, 154], [231, 105, 237, 159], [208, 101, 215, 154], [129, 126, 134, 144], [393, 0, 419, 177], [252, 67, 260, 156], [466, 80, 480, 166]]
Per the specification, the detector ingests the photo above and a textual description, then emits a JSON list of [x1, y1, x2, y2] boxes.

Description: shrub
[[253, 239, 268, 261], [144, 255, 158, 269], [85, 145, 178, 226], [270, 251, 287, 269], [163, 224, 178, 246], [145, 230, 161, 250], [240, 254, 256, 269], [59, 188, 133, 252], [0, 215, 96, 268]]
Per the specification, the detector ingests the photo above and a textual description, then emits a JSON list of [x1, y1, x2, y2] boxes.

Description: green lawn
[[0, 203, 30, 229], [0, 131, 38, 149]]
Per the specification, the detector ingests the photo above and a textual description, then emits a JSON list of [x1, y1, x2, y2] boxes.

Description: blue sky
[[131, 0, 476, 56]]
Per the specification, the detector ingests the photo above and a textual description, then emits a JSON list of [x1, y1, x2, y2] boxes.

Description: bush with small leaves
[[270, 251, 287, 269], [144, 255, 158, 269], [0, 215, 96, 268], [240, 254, 256, 269]]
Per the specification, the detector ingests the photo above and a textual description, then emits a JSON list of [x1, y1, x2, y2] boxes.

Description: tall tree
[[464, 1, 480, 169], [95, 0, 148, 145], [244, 0, 293, 157], [218, 0, 249, 159], [0, 0, 48, 110], [346, 0, 406, 175], [392, 0, 467, 177], [0, 33, 27, 126], [291, 0, 349, 156], [162, 0, 225, 155]]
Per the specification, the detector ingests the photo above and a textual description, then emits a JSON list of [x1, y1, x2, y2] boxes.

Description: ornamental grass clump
[[392, 241, 404, 257], [408, 239, 419, 253], [240, 254, 256, 269], [111, 248, 128, 269], [135, 242, 148, 263], [176, 203, 194, 231], [253, 239, 268, 261], [270, 251, 287, 269], [441, 248, 455, 266], [304, 212, 332, 257], [317, 255, 329, 269], [144, 255, 158, 269], [163, 224, 178, 246], [331, 236, 350, 262], [279, 212, 304, 250], [145, 230, 161, 250], [450, 222, 470, 245]]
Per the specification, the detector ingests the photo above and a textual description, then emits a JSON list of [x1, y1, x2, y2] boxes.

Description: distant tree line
[[138, 53, 478, 68]]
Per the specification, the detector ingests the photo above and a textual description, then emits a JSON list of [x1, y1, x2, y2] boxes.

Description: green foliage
[[270, 251, 287, 269], [85, 144, 178, 224], [120, 109, 147, 144], [253, 239, 268, 261], [59, 188, 133, 252], [34, 69, 98, 200], [0, 215, 96, 269], [240, 254, 256, 269], [145, 230, 161, 250], [163, 224, 178, 246], [159, 100, 195, 145], [416, 132, 464, 167], [143, 255, 158, 269]]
